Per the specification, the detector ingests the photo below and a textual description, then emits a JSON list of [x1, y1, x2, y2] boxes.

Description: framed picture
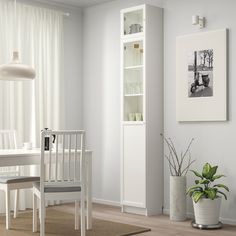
[[176, 29, 227, 121]]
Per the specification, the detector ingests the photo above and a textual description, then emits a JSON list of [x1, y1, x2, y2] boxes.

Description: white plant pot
[[193, 197, 222, 225], [170, 176, 186, 221]]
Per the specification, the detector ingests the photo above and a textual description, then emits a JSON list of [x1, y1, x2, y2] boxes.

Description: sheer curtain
[[0, 1, 64, 212]]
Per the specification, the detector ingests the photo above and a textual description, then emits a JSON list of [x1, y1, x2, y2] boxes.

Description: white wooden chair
[[33, 130, 86, 236], [0, 130, 39, 229]]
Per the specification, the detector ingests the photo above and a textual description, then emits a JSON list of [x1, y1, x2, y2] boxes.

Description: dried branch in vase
[[161, 134, 195, 176]]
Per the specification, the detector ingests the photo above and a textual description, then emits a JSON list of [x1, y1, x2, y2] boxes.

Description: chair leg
[[87, 196, 92, 230], [33, 193, 38, 233], [5, 188, 11, 230], [86, 155, 92, 230], [75, 200, 80, 230], [80, 192, 86, 236], [39, 196, 45, 236], [39, 200, 41, 223], [14, 189, 19, 218]]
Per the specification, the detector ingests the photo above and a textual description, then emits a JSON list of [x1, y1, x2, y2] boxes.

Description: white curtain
[[0, 0, 64, 212]]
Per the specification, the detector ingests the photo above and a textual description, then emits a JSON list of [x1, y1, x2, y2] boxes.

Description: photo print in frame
[[176, 29, 227, 121]]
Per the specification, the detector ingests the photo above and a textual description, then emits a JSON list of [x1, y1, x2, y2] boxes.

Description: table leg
[[5, 187, 10, 230]]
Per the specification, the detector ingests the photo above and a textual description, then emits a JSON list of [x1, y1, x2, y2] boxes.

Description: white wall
[[83, 0, 236, 224], [164, 0, 236, 225], [63, 8, 83, 130]]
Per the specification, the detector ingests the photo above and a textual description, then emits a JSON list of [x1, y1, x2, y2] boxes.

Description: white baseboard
[[163, 208, 236, 225], [92, 198, 121, 207], [220, 217, 236, 226], [163, 209, 194, 219]]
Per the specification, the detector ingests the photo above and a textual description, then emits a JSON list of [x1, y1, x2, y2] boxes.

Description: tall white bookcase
[[120, 4, 163, 216]]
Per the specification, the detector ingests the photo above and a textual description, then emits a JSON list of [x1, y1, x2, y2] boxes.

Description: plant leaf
[[202, 163, 211, 178], [188, 189, 196, 197], [198, 179, 210, 185], [191, 170, 203, 179], [213, 184, 229, 192], [192, 191, 204, 203], [217, 191, 228, 200], [203, 163, 218, 179], [208, 166, 218, 179], [187, 189, 199, 197], [211, 175, 226, 181], [205, 189, 217, 200], [186, 185, 203, 195]]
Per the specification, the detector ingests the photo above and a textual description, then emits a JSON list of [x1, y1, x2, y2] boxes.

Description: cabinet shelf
[[124, 65, 143, 70], [123, 121, 145, 125], [122, 32, 144, 40], [124, 93, 143, 97]]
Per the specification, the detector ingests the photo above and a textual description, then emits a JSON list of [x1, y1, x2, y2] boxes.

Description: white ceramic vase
[[193, 197, 221, 225], [170, 176, 186, 221]]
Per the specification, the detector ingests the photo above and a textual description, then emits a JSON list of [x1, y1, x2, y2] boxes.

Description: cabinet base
[[122, 205, 147, 216], [122, 205, 163, 216]]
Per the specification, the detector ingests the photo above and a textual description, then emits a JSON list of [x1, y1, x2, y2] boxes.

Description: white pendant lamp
[[0, 0, 36, 81]]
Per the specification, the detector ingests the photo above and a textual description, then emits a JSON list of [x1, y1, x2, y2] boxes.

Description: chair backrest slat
[[49, 135, 52, 182], [68, 134, 71, 181], [55, 134, 59, 182], [74, 134, 78, 181], [40, 130, 86, 188], [80, 133, 85, 182], [62, 134, 65, 181], [0, 130, 19, 176], [0, 130, 17, 149]]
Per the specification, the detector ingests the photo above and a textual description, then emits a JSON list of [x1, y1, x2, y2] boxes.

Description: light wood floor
[[53, 203, 236, 236]]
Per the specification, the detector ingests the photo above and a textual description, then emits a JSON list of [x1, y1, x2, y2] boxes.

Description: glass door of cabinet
[[122, 7, 144, 37], [123, 40, 144, 122]]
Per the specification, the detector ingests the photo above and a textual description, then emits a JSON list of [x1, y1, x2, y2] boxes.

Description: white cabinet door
[[123, 125, 146, 207]]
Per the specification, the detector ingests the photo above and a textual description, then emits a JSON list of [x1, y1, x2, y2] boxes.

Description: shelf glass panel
[[123, 39, 144, 122], [124, 67, 143, 95], [124, 41, 143, 68], [123, 96, 143, 122]]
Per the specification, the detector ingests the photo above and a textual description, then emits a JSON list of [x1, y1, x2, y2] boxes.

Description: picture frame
[[176, 29, 227, 121]]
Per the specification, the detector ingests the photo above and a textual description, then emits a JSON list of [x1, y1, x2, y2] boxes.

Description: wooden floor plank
[[52, 203, 236, 236]]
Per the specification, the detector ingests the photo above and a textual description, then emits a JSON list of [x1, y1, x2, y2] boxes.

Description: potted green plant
[[187, 163, 229, 226], [162, 134, 195, 221]]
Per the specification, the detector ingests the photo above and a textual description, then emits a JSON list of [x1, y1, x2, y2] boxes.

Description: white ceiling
[[45, 0, 114, 8]]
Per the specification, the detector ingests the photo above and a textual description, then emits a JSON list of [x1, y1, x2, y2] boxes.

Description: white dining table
[[0, 148, 92, 229]]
